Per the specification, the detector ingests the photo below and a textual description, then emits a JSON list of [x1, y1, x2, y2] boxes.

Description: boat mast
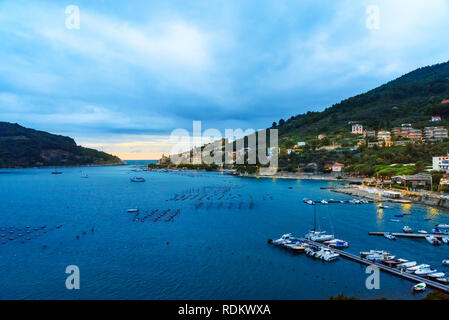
[[313, 204, 316, 231]]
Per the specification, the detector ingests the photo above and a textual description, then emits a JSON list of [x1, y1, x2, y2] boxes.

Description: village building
[[391, 127, 402, 136], [331, 163, 345, 172], [363, 130, 376, 138], [377, 130, 391, 141], [433, 127, 448, 140], [431, 116, 442, 122], [351, 124, 363, 134], [408, 129, 423, 140], [317, 134, 327, 140], [433, 155, 449, 172], [391, 174, 431, 189]]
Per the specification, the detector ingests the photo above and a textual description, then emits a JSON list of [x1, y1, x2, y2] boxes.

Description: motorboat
[[425, 235, 441, 246], [441, 237, 449, 244], [365, 253, 395, 263], [324, 239, 349, 248], [382, 259, 403, 267], [389, 219, 400, 222], [418, 230, 428, 234], [442, 259, 449, 266], [51, 169, 62, 174], [412, 283, 426, 292], [289, 243, 310, 253], [360, 250, 390, 259], [127, 209, 139, 213], [130, 177, 146, 182], [436, 224, 449, 229], [306, 200, 315, 205], [384, 232, 396, 240], [321, 249, 340, 261], [427, 272, 445, 279], [415, 267, 438, 275], [305, 231, 334, 242], [271, 233, 292, 245], [394, 214, 404, 218], [320, 200, 328, 205], [403, 226, 413, 233], [397, 261, 417, 269], [436, 277, 449, 284], [407, 264, 429, 273]]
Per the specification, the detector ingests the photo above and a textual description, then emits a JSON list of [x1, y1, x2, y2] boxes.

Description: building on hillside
[[409, 129, 423, 140], [433, 155, 449, 172], [391, 174, 431, 189], [317, 134, 327, 140], [400, 124, 413, 138], [377, 131, 391, 141], [392, 127, 402, 136], [331, 163, 345, 172], [424, 127, 435, 139], [297, 142, 306, 147], [363, 130, 376, 138], [432, 116, 442, 122], [433, 127, 448, 140], [351, 124, 363, 134]]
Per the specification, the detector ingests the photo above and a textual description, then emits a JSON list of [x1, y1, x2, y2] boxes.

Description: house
[[431, 116, 442, 122], [363, 130, 376, 138], [352, 124, 363, 134], [297, 142, 306, 147], [433, 155, 449, 172], [408, 129, 422, 140], [317, 134, 327, 140], [377, 131, 391, 141], [391, 174, 431, 189], [331, 163, 345, 172], [391, 127, 402, 136], [433, 127, 448, 140], [424, 127, 435, 139]]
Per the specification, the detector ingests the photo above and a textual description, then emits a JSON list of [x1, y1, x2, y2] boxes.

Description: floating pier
[[369, 232, 447, 239], [301, 238, 449, 293]]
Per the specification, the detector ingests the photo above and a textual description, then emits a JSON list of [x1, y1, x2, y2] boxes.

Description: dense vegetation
[[0, 122, 122, 167], [273, 61, 449, 140]]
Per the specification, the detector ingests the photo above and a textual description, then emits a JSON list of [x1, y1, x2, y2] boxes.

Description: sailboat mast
[[313, 204, 316, 231]]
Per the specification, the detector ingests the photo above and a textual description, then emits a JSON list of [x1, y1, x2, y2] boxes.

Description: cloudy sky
[[1, 0, 449, 159]]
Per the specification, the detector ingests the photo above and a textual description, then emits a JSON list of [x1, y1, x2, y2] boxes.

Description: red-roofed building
[[442, 99, 449, 104], [332, 163, 345, 172]]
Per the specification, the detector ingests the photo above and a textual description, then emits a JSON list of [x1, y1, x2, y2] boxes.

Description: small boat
[[270, 233, 292, 245], [320, 200, 328, 205], [324, 239, 349, 248], [394, 214, 404, 218], [415, 268, 438, 275], [127, 209, 139, 213], [428, 272, 445, 278], [51, 169, 62, 174], [305, 231, 334, 242], [384, 232, 396, 240], [360, 250, 391, 259], [425, 235, 441, 246], [418, 230, 428, 234], [436, 224, 449, 229], [389, 219, 400, 222], [397, 261, 417, 269], [289, 243, 310, 252], [442, 259, 449, 266], [442, 237, 449, 244], [321, 249, 340, 261], [130, 177, 146, 182], [403, 226, 413, 233], [412, 283, 426, 292], [306, 200, 315, 205], [407, 264, 430, 273], [378, 205, 391, 209], [382, 259, 403, 267], [437, 277, 449, 284]]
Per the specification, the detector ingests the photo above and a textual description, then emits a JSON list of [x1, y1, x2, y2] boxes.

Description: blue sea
[[0, 163, 448, 300]]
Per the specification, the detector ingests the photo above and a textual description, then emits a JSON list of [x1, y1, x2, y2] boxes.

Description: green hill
[[0, 122, 123, 168], [274, 60, 449, 139]]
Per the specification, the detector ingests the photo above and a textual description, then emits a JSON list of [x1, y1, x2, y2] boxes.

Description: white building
[[297, 142, 306, 147], [433, 155, 449, 172], [352, 124, 363, 134]]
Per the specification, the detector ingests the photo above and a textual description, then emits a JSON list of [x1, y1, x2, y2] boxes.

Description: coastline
[[239, 172, 363, 182], [0, 162, 126, 169]]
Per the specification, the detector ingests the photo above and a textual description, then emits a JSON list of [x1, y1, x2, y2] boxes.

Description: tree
[[279, 119, 285, 126], [272, 122, 277, 128]]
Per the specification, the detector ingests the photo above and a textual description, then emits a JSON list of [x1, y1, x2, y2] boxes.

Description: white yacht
[[407, 264, 430, 273], [305, 231, 334, 242], [415, 267, 438, 275], [397, 261, 417, 269], [428, 272, 445, 278], [436, 224, 449, 229], [271, 233, 292, 245], [324, 239, 349, 248], [320, 200, 328, 205], [321, 249, 340, 261], [442, 237, 449, 244], [403, 226, 413, 233], [418, 230, 428, 234], [384, 232, 396, 240], [425, 235, 441, 246]]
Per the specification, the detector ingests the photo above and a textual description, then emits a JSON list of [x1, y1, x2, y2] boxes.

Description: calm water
[[1, 163, 449, 300]]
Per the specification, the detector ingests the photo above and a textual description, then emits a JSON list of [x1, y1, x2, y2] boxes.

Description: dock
[[369, 232, 447, 239], [301, 238, 449, 293]]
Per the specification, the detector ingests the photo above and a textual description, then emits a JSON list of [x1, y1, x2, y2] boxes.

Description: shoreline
[[0, 162, 126, 169]]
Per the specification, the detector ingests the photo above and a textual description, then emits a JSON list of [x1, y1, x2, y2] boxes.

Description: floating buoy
[[166, 241, 169, 245]]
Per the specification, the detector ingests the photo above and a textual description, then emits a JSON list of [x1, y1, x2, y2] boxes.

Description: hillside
[[0, 122, 123, 168], [274, 60, 449, 140]]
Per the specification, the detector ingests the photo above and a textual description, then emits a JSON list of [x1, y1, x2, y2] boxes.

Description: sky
[[1, 0, 449, 159]]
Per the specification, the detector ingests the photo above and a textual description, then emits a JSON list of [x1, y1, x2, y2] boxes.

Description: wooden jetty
[[369, 232, 447, 239], [301, 238, 449, 293]]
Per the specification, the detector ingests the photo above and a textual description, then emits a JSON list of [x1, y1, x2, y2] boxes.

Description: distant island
[[0, 122, 123, 168]]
